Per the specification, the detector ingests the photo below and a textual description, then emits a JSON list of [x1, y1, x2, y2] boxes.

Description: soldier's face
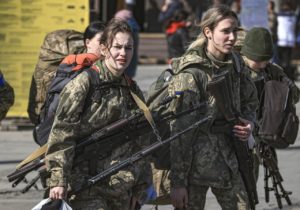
[[86, 32, 102, 57], [246, 58, 269, 72], [104, 32, 133, 77], [205, 17, 238, 60]]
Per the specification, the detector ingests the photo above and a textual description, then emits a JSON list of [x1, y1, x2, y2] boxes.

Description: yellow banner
[[0, 0, 89, 117]]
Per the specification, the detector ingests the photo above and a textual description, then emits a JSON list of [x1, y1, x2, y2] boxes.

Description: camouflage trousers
[[178, 176, 249, 210], [68, 187, 132, 210]]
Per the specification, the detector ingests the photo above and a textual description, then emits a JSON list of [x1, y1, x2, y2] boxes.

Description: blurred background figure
[[0, 70, 14, 121], [115, 8, 140, 78], [84, 21, 106, 57], [164, 9, 190, 60], [277, 1, 297, 80], [268, 0, 278, 45], [159, 0, 190, 62], [145, 0, 162, 32], [268, 0, 279, 64]]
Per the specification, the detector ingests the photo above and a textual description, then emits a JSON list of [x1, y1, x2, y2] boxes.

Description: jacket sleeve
[[240, 69, 258, 123], [167, 69, 208, 188], [45, 72, 90, 188]]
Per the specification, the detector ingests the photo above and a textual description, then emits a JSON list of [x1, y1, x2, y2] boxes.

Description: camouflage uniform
[[234, 28, 247, 52], [45, 60, 152, 210], [167, 45, 258, 210], [0, 70, 14, 121]]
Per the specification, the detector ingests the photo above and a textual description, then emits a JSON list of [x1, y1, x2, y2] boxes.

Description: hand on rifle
[[49, 186, 67, 200], [233, 117, 253, 141], [171, 187, 188, 209]]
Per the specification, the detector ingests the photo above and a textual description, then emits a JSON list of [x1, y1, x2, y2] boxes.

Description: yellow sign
[[0, 0, 89, 117]]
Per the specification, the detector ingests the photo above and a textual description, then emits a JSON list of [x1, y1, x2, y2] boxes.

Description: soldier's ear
[[204, 27, 212, 40], [85, 39, 91, 50], [100, 44, 108, 57]]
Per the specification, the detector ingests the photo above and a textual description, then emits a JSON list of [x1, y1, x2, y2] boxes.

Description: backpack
[[28, 30, 85, 125], [33, 54, 100, 146], [258, 80, 299, 148]]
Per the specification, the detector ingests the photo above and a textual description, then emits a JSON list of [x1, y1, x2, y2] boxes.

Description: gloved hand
[[170, 187, 188, 209]]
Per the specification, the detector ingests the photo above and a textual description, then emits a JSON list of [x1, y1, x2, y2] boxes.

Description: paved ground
[[1, 64, 300, 210]]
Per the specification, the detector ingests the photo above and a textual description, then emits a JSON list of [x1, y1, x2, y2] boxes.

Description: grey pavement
[[1, 64, 300, 210]]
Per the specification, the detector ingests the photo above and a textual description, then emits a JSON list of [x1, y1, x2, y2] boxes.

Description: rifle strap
[[130, 90, 157, 130], [16, 144, 47, 169]]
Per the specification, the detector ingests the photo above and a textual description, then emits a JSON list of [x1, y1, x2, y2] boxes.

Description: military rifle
[[208, 72, 258, 210], [260, 143, 292, 209], [21, 174, 40, 193], [87, 116, 212, 186], [7, 100, 207, 187]]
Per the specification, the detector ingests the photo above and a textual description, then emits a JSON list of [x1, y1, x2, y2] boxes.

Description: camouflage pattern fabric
[[182, 176, 248, 210], [45, 60, 152, 208], [28, 30, 85, 124], [0, 70, 14, 121], [234, 28, 247, 52], [165, 45, 257, 209]]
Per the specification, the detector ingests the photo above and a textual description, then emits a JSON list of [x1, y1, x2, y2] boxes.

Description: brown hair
[[100, 18, 133, 49], [188, 5, 238, 50]]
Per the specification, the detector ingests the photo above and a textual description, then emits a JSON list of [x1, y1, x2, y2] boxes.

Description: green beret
[[241, 27, 273, 61]]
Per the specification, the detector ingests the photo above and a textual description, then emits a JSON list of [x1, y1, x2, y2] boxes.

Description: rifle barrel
[[21, 174, 40, 193], [264, 165, 270, 203], [7, 160, 44, 182]]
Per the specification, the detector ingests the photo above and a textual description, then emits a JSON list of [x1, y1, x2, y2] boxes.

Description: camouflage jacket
[[45, 61, 151, 197], [167, 46, 258, 188], [0, 70, 14, 121]]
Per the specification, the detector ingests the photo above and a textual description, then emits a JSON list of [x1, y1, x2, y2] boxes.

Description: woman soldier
[[45, 19, 151, 210], [83, 21, 106, 57], [167, 5, 258, 210]]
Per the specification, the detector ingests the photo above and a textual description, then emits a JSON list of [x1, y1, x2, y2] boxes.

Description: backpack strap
[[61, 53, 100, 71], [231, 52, 241, 73]]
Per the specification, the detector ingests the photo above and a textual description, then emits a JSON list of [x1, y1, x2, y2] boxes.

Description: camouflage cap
[[234, 28, 247, 52]]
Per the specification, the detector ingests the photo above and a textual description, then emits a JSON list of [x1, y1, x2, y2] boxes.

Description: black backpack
[[33, 54, 100, 146], [258, 80, 299, 148]]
